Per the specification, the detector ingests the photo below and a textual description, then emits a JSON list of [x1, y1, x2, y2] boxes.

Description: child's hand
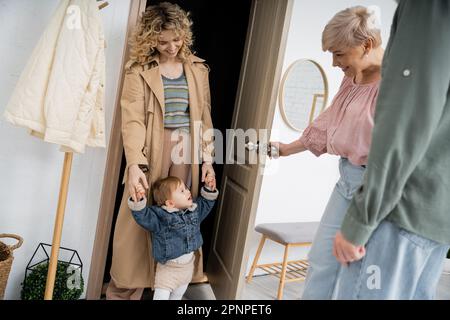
[[205, 174, 216, 191], [135, 183, 146, 201]]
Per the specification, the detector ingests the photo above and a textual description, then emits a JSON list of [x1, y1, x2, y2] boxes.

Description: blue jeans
[[302, 158, 365, 300], [335, 220, 449, 299]]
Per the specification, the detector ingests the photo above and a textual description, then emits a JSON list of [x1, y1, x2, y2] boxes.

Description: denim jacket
[[128, 186, 219, 263]]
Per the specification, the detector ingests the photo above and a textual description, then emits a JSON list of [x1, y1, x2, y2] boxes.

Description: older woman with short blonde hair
[[272, 6, 384, 299]]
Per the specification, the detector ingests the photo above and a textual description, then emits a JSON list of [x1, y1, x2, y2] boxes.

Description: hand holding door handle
[[245, 141, 279, 158]]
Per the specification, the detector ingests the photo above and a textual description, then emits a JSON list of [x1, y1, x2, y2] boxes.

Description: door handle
[[245, 141, 279, 158], [245, 141, 259, 151]]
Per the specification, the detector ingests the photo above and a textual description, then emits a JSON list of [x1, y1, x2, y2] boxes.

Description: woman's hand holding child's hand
[[205, 174, 216, 191], [135, 183, 146, 201], [128, 164, 149, 202]]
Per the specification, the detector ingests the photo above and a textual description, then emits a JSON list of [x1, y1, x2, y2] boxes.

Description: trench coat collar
[[139, 54, 205, 113]]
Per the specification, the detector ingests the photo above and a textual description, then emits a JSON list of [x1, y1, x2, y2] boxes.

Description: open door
[[86, 0, 147, 299], [207, 0, 293, 299]]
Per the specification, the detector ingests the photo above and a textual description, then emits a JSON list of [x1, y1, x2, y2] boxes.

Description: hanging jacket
[[3, 0, 106, 153]]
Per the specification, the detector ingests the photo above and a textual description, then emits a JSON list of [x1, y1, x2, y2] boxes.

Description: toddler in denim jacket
[[128, 175, 218, 300]]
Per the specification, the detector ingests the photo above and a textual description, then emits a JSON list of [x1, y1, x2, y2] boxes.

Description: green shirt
[[341, 0, 450, 246]]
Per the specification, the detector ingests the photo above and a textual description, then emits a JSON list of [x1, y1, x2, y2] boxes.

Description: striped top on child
[[162, 73, 190, 132]]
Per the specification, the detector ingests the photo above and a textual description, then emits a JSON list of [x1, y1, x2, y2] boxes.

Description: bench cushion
[[255, 222, 319, 244]]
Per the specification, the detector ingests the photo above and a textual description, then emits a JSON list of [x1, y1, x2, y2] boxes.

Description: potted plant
[[21, 261, 84, 300]]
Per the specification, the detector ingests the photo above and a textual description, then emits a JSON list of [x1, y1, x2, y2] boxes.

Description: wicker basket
[[0, 234, 23, 299]]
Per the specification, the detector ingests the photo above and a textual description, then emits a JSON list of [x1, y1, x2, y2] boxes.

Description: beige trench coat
[[110, 54, 214, 289]]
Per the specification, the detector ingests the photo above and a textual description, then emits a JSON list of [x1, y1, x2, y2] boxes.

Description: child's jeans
[[335, 220, 449, 299], [302, 157, 365, 299]]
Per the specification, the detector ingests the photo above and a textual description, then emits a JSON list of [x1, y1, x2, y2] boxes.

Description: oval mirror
[[279, 59, 328, 132]]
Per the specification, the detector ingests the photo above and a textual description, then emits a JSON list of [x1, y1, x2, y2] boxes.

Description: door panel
[[207, 0, 293, 299], [215, 177, 246, 274]]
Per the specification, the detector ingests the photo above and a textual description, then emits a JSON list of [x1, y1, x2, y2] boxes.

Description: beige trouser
[[106, 128, 192, 300]]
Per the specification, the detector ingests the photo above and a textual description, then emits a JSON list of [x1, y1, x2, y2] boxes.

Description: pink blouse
[[299, 76, 380, 166]]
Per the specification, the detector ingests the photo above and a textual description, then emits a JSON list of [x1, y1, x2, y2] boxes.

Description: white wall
[[0, 0, 131, 299], [247, 0, 397, 274]]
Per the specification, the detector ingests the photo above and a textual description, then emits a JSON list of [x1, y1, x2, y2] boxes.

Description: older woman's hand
[[128, 164, 149, 202], [270, 139, 307, 157], [202, 163, 216, 190], [269, 141, 288, 157]]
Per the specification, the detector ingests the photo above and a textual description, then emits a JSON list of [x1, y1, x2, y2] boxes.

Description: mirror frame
[[278, 59, 329, 132]]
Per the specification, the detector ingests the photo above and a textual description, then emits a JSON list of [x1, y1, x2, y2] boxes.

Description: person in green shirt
[[333, 0, 450, 299]]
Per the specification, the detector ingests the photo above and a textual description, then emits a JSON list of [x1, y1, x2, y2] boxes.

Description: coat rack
[[44, 0, 109, 300]]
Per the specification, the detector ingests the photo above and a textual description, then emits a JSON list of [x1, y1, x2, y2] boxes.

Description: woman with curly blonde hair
[[106, 2, 216, 300]]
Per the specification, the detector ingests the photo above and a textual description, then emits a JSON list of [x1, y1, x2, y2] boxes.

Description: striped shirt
[[162, 73, 190, 132]]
